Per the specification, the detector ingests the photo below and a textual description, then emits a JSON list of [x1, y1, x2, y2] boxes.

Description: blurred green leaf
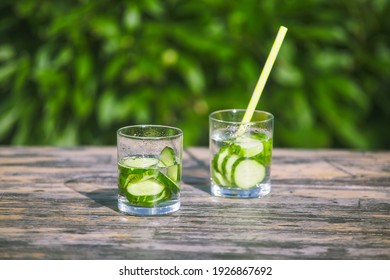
[[0, 45, 14, 61], [179, 58, 206, 94], [294, 25, 347, 43], [75, 53, 92, 82], [312, 51, 353, 71], [104, 54, 127, 82], [91, 16, 119, 38], [123, 6, 141, 30], [0, 108, 17, 138], [0, 61, 17, 82]]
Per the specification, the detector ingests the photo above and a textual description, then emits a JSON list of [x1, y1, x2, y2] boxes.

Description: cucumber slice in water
[[159, 146, 180, 181], [232, 158, 266, 189], [122, 168, 156, 189], [234, 136, 264, 158], [159, 146, 176, 166], [211, 167, 232, 187], [118, 158, 156, 186], [118, 157, 159, 195], [125, 179, 169, 207], [121, 157, 159, 168], [167, 164, 180, 182], [127, 179, 164, 196], [222, 154, 240, 183], [156, 171, 180, 195], [214, 146, 231, 173]]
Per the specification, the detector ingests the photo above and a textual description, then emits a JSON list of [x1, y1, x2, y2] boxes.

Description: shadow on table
[[64, 174, 118, 212]]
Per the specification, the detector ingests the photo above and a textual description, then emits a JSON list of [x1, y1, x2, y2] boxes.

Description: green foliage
[[1, 0, 389, 149]]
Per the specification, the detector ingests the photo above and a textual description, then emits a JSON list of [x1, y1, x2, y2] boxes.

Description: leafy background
[[1, 0, 389, 149]]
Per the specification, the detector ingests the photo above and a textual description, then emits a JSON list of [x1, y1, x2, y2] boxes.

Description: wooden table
[[0, 147, 389, 259]]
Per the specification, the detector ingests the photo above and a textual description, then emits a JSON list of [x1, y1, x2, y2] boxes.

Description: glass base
[[211, 180, 271, 198], [118, 196, 180, 216]]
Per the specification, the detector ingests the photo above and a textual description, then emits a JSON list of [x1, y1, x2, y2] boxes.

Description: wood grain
[[0, 147, 389, 259]]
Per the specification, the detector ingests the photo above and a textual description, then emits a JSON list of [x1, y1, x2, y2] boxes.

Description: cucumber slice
[[222, 154, 240, 183], [211, 167, 232, 187], [159, 146, 176, 166], [119, 168, 156, 190], [214, 146, 231, 173], [232, 158, 266, 189], [167, 164, 180, 182], [135, 191, 168, 207], [127, 179, 164, 196], [156, 171, 180, 195], [120, 157, 159, 168], [158, 147, 181, 181], [118, 156, 159, 193], [125, 179, 169, 207], [128, 190, 168, 207], [234, 136, 264, 158], [211, 166, 221, 185]]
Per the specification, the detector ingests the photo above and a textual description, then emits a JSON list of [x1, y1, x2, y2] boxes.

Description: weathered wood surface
[[0, 147, 389, 260]]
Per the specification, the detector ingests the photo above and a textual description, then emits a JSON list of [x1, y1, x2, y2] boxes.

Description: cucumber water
[[118, 147, 181, 208], [210, 130, 272, 198]]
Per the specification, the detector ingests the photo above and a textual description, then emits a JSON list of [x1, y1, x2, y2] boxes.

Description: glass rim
[[209, 109, 274, 124], [117, 124, 183, 140]]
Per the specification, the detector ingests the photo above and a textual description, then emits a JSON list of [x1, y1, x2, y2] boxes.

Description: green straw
[[237, 26, 288, 135]]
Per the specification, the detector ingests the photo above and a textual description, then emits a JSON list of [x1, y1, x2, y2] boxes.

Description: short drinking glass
[[209, 109, 274, 198], [117, 125, 183, 215]]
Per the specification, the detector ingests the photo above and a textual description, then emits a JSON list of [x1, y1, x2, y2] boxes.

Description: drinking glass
[[117, 125, 183, 215], [209, 109, 273, 198]]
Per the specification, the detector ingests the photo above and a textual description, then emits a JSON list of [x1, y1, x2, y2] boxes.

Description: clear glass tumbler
[[117, 125, 183, 215], [209, 109, 274, 198]]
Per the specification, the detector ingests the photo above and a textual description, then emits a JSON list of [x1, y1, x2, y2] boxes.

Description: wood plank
[[0, 147, 389, 259]]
